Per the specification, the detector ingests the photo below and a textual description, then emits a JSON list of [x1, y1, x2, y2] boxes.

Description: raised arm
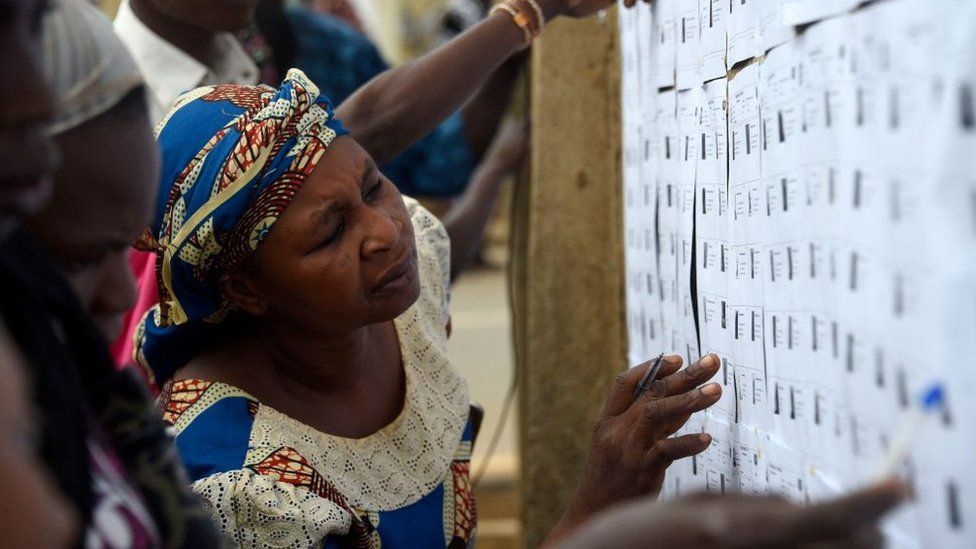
[[337, 0, 648, 164]]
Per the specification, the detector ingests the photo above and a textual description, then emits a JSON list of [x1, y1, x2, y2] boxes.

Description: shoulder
[[192, 461, 363, 548], [405, 197, 450, 282], [404, 197, 451, 321], [161, 379, 258, 482]]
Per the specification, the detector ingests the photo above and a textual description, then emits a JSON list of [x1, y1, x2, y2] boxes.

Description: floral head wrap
[[135, 69, 347, 384]]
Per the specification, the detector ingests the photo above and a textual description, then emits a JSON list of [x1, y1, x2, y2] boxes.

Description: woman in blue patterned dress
[[133, 64, 732, 547]]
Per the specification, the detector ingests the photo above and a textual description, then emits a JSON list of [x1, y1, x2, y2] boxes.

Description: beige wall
[[516, 10, 625, 548], [100, 0, 120, 17]]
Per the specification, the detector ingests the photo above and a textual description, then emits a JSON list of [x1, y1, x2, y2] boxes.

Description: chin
[[373, 270, 422, 322], [95, 316, 124, 347], [209, 0, 259, 31], [391, 277, 423, 319]]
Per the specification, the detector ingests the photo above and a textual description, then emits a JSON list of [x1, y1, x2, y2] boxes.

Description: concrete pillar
[[517, 10, 626, 548]]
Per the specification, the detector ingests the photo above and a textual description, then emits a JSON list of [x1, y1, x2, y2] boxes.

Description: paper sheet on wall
[[620, 0, 976, 543]]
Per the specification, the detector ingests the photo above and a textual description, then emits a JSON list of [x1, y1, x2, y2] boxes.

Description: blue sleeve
[[174, 396, 255, 482], [287, 6, 476, 198]]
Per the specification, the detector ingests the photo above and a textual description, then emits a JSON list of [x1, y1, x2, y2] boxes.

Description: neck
[[255, 320, 386, 395], [129, 0, 219, 65]]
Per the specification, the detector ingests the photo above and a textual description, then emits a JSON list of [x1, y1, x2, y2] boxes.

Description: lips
[[372, 249, 416, 294]]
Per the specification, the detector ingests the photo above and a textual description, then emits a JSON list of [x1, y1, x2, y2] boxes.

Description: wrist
[[550, 489, 597, 540]]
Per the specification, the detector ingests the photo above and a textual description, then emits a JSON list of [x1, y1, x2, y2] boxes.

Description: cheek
[[264, 249, 366, 323], [0, 447, 79, 547], [305, 251, 363, 308], [62, 268, 100, 308]]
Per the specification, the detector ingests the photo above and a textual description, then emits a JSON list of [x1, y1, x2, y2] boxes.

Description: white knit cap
[[43, 0, 144, 135]]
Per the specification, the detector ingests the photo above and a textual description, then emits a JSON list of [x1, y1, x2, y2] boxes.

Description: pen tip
[[920, 383, 945, 411]]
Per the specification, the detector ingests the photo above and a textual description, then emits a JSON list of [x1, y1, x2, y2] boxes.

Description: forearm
[[541, 492, 596, 547], [337, 14, 523, 164], [337, 0, 564, 164], [442, 161, 510, 279], [462, 54, 525, 160]]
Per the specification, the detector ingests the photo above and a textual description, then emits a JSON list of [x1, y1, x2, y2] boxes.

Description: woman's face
[[0, 0, 57, 238], [232, 136, 421, 335], [27, 103, 159, 342]]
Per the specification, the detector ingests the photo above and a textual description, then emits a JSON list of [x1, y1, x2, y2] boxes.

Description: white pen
[[876, 382, 946, 480]]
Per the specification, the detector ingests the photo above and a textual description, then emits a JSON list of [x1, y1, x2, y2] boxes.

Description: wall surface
[[517, 10, 627, 548]]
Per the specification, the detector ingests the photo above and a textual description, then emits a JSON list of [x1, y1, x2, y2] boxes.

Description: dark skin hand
[[558, 480, 908, 549], [545, 353, 724, 545]]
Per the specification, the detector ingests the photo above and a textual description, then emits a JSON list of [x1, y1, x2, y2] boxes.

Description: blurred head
[[27, 0, 156, 342], [27, 92, 159, 342], [0, 323, 79, 548], [131, 0, 261, 32], [0, 0, 58, 239], [224, 135, 420, 334]]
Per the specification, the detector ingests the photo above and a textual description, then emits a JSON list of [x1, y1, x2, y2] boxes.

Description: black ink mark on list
[[961, 84, 975, 131]]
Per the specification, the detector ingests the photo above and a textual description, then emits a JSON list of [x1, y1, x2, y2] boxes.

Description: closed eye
[[318, 221, 344, 249], [365, 178, 383, 201]]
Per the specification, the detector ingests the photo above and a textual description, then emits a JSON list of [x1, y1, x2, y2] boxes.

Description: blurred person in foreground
[[0, 0, 222, 545]]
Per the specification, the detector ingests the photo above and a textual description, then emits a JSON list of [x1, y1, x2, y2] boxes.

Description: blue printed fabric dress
[[159, 200, 475, 548]]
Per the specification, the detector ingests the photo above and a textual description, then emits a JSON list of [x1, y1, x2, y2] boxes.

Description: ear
[[221, 271, 269, 316]]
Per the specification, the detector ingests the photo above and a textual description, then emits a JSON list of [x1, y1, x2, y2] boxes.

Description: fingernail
[[665, 354, 682, 364], [701, 383, 721, 396], [698, 433, 712, 444], [700, 354, 718, 368]]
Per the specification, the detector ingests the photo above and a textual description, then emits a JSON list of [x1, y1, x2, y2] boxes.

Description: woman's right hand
[[559, 480, 908, 549], [545, 354, 723, 544]]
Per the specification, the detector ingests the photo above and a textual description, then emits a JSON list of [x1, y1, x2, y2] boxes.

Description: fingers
[[601, 355, 681, 416], [802, 526, 884, 549], [602, 361, 654, 416], [647, 433, 712, 464], [646, 353, 721, 399], [637, 382, 722, 437], [654, 355, 683, 380], [779, 480, 908, 543]]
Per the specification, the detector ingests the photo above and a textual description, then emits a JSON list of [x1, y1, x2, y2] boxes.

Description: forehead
[[279, 136, 371, 212], [49, 110, 159, 229]]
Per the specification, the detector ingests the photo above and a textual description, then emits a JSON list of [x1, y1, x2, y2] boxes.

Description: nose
[[91, 254, 139, 340], [360, 207, 403, 259]]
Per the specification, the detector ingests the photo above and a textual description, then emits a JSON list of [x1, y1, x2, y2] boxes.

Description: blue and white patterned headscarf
[[135, 69, 347, 384]]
